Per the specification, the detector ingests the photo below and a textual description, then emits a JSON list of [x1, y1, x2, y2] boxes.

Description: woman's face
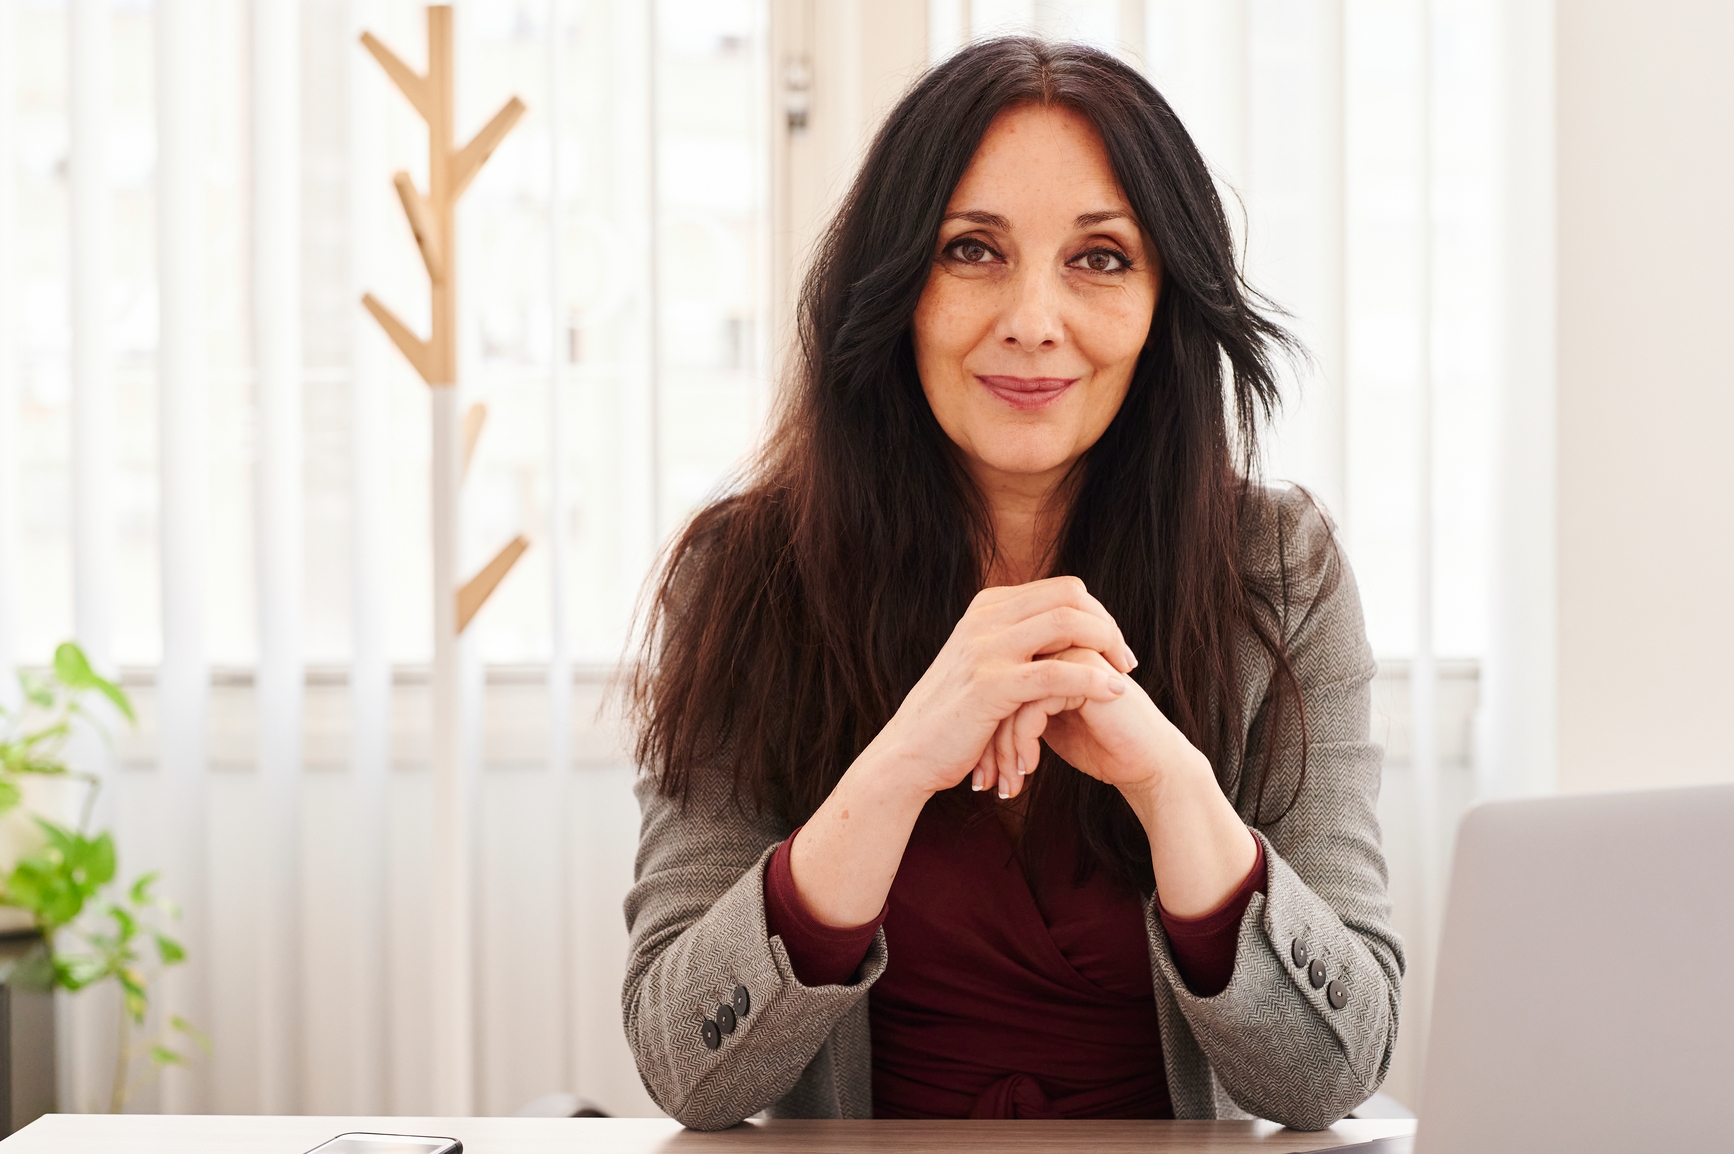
[[912, 102, 1160, 492]]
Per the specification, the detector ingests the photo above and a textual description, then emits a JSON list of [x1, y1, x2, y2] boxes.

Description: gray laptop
[[1338, 783, 1734, 1154]]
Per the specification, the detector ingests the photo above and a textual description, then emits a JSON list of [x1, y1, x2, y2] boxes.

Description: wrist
[[856, 725, 947, 808], [791, 741, 933, 929], [1125, 747, 1259, 918], [1118, 744, 1215, 831], [843, 738, 939, 820]]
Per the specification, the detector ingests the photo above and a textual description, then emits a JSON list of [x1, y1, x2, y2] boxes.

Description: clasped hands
[[793, 575, 1251, 929], [884, 576, 1210, 811]]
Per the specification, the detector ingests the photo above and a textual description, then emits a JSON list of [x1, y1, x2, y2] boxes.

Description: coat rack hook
[[457, 535, 530, 633], [462, 403, 487, 477]]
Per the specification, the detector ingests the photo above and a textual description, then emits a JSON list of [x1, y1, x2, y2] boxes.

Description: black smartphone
[[304, 1134, 462, 1154]]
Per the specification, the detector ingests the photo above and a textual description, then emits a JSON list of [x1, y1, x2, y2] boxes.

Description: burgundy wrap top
[[763, 791, 1268, 1119]]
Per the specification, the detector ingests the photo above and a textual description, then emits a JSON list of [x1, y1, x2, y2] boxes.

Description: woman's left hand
[[984, 646, 1208, 803]]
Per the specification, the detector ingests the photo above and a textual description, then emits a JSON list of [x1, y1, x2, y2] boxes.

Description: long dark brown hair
[[626, 37, 1313, 891]]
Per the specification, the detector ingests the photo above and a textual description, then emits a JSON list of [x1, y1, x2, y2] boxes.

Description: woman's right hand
[[867, 575, 1138, 801]]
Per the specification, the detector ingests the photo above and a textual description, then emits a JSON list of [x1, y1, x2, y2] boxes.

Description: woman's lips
[[976, 374, 1078, 411]]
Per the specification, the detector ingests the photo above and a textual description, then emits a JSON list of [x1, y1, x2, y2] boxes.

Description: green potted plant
[[0, 642, 208, 1112]]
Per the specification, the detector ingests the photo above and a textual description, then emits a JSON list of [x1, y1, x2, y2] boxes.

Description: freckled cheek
[[914, 280, 997, 371], [914, 291, 984, 434], [1071, 304, 1152, 380]]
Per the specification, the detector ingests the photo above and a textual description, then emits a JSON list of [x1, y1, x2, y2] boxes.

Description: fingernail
[[1125, 648, 1140, 671], [972, 768, 983, 791], [997, 780, 1010, 800], [1109, 678, 1126, 695], [1017, 755, 1027, 775]]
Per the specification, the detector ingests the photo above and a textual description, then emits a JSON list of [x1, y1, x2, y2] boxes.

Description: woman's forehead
[[947, 103, 1133, 222]]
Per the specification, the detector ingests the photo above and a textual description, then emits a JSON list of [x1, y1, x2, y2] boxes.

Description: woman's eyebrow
[[1075, 210, 1132, 228], [940, 208, 1134, 230], [941, 210, 1011, 229]]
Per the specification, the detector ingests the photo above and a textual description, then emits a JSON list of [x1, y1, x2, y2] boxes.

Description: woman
[[622, 37, 1401, 1130]]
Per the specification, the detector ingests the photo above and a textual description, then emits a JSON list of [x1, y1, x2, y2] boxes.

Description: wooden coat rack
[[361, 5, 529, 628], [358, 5, 528, 1112]]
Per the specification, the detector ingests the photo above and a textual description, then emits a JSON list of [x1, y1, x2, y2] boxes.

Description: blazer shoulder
[[1236, 483, 1345, 618]]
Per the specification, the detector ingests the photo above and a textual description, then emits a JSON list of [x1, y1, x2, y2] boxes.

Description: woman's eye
[[1074, 249, 1128, 273], [949, 240, 995, 264]]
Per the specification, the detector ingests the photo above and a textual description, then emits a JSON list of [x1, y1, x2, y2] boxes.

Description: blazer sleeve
[[1144, 487, 1405, 1130], [621, 761, 889, 1130]]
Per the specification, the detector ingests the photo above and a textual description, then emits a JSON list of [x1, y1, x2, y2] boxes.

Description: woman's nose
[[999, 264, 1063, 351]]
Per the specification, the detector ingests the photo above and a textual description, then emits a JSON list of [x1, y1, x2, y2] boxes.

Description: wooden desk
[[0, 1114, 1415, 1153]]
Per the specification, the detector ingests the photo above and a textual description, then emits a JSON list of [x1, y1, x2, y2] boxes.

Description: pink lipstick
[[976, 374, 1078, 411]]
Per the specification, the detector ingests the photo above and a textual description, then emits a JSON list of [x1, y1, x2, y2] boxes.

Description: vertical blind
[[345, 0, 392, 1116], [0, 0, 1546, 1118], [154, 0, 212, 1114], [0, 0, 13, 700]]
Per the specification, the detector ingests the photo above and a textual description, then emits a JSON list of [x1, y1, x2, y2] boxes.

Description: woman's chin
[[968, 434, 1080, 482]]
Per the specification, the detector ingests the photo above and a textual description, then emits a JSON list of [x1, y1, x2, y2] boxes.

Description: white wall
[[1475, 0, 1556, 805], [1555, 0, 1734, 793]]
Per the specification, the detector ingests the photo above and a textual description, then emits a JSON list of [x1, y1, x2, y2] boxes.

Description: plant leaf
[[2, 861, 49, 910], [51, 642, 95, 688], [153, 932, 185, 965], [129, 872, 159, 906], [55, 953, 109, 991], [148, 1045, 186, 1067], [109, 904, 138, 943], [5, 854, 84, 928], [52, 642, 134, 723], [18, 722, 71, 753], [170, 1016, 212, 1054], [33, 816, 77, 859], [19, 671, 54, 708], [84, 832, 116, 888], [118, 969, 148, 1022], [0, 779, 20, 815]]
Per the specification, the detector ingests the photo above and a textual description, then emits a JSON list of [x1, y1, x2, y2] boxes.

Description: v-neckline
[[988, 787, 1030, 846], [943, 791, 1144, 1002]]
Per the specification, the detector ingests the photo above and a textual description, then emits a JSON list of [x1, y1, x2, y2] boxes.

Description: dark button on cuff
[[732, 985, 751, 1017], [716, 1004, 737, 1034], [1291, 938, 1310, 968], [1308, 959, 1328, 989], [700, 1019, 721, 1050], [1327, 979, 1348, 1009]]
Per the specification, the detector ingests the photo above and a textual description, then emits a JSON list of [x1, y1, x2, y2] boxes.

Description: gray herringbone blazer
[[622, 485, 1404, 1130]]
